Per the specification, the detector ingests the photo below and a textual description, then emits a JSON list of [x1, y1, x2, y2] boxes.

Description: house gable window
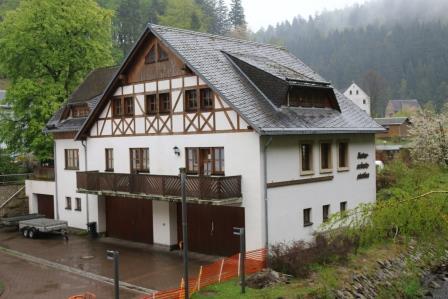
[[185, 89, 198, 112], [145, 94, 157, 115], [159, 93, 171, 114], [185, 147, 224, 176], [320, 141, 332, 173], [323, 204, 330, 222], [75, 197, 81, 211], [65, 197, 71, 210], [338, 141, 349, 171], [65, 149, 79, 170], [112, 97, 122, 117], [105, 148, 114, 172], [124, 97, 134, 116], [130, 148, 149, 173], [158, 47, 168, 61], [185, 88, 214, 112], [303, 208, 312, 227], [300, 142, 313, 175], [200, 88, 214, 110], [145, 45, 156, 64]]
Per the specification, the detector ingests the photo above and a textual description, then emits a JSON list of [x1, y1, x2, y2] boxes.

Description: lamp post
[[180, 167, 189, 299]]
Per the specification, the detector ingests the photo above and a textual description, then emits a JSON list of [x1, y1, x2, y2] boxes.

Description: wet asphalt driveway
[[0, 227, 216, 297]]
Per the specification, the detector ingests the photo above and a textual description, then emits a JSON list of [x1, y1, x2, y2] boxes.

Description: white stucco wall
[[55, 139, 100, 231], [25, 179, 55, 214], [85, 131, 265, 250], [266, 134, 376, 244]]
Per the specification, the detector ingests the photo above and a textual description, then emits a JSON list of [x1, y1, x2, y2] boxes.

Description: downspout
[[81, 140, 89, 228], [54, 141, 60, 220], [263, 136, 273, 260]]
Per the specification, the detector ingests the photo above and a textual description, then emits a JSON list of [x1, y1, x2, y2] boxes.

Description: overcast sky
[[230, 0, 368, 31]]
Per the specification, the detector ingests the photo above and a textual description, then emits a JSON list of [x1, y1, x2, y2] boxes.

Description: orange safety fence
[[68, 292, 96, 299], [143, 248, 267, 299]]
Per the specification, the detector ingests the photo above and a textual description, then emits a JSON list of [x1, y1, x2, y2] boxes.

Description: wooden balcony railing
[[76, 171, 242, 200]]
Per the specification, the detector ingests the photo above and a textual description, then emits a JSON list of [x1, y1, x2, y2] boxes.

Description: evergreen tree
[[216, 0, 230, 34], [229, 0, 245, 29]]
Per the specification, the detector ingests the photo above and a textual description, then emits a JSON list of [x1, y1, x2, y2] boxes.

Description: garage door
[[106, 196, 153, 244], [177, 204, 244, 256], [36, 194, 54, 219]]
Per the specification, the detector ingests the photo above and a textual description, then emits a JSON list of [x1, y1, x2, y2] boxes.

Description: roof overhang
[[260, 127, 386, 135]]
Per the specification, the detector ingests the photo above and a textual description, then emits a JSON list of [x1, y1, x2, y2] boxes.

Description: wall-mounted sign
[[356, 152, 370, 180]]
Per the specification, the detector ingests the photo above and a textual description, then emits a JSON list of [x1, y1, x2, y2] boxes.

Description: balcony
[[76, 171, 242, 205]]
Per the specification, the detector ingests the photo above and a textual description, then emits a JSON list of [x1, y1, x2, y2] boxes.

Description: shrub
[[269, 234, 358, 278]]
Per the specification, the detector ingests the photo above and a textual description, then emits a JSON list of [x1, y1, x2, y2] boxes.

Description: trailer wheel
[[28, 228, 37, 239], [23, 228, 29, 238]]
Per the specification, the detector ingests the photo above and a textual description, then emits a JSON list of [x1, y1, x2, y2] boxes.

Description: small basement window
[[303, 208, 312, 227], [323, 204, 330, 222], [340, 201, 347, 212], [75, 197, 82, 211], [65, 197, 71, 210]]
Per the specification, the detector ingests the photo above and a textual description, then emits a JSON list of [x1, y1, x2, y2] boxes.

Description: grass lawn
[[0, 280, 4, 296], [193, 243, 405, 299]]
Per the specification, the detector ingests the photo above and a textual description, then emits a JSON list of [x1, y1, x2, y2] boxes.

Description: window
[[288, 86, 336, 109], [65, 197, 71, 210], [158, 47, 168, 61], [145, 45, 156, 64], [185, 147, 225, 175], [340, 201, 347, 212], [130, 148, 149, 173], [200, 88, 214, 110], [65, 149, 79, 170], [303, 208, 312, 227], [185, 89, 198, 112], [300, 142, 313, 175], [213, 147, 225, 175], [323, 205, 330, 222], [124, 97, 134, 116], [338, 142, 349, 170], [159, 93, 171, 114], [363, 99, 366, 104], [320, 142, 332, 172], [186, 148, 199, 174], [356, 90, 359, 95], [75, 197, 81, 211], [349, 90, 353, 95], [113, 98, 122, 117], [72, 105, 89, 118], [146, 94, 157, 115], [105, 148, 114, 172]]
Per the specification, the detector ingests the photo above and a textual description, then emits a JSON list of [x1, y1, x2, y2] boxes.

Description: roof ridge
[[149, 23, 287, 51]]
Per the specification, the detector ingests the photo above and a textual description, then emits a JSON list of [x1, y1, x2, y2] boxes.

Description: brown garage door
[[106, 196, 153, 244], [36, 194, 54, 219], [177, 204, 244, 256]]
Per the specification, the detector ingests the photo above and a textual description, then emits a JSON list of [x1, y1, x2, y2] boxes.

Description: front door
[[177, 204, 245, 256]]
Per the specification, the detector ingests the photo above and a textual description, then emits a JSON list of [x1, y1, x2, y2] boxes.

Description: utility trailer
[[18, 218, 68, 240]]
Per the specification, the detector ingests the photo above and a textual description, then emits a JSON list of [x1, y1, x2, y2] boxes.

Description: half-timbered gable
[[89, 34, 250, 138]]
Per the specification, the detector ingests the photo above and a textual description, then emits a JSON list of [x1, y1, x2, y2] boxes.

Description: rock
[[246, 269, 289, 289]]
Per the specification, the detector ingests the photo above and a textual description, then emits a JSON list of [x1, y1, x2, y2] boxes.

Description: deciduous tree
[[0, 0, 114, 159]]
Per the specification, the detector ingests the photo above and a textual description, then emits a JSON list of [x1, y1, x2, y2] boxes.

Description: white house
[[343, 82, 371, 116], [25, 24, 383, 256]]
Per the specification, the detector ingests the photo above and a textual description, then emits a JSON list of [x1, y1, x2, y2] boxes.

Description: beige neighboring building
[[343, 82, 371, 116]]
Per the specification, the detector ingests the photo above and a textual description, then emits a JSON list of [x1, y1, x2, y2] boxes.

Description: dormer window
[[288, 86, 338, 109], [71, 104, 89, 118]]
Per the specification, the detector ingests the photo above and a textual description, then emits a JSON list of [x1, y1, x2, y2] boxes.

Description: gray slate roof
[[150, 24, 383, 134], [59, 24, 383, 137], [46, 66, 118, 132], [374, 117, 410, 126]]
